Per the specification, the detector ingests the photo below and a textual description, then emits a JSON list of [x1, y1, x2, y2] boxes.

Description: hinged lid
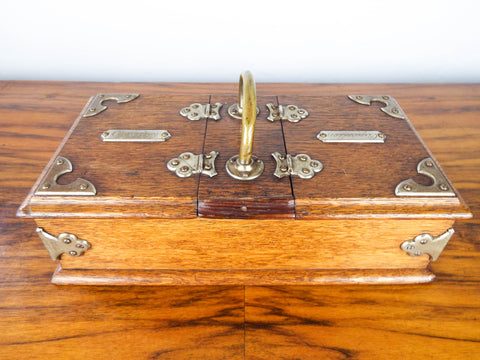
[[18, 85, 471, 220]]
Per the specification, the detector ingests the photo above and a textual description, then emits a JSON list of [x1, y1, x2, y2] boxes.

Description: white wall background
[[1, 0, 479, 83]]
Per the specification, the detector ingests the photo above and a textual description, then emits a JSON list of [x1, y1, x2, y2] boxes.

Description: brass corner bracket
[[35, 156, 96, 196], [401, 228, 454, 261], [348, 95, 406, 120], [83, 94, 139, 117], [36, 228, 91, 261], [395, 157, 455, 197]]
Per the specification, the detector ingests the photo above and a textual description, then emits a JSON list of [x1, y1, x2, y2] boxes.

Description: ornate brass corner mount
[[395, 157, 455, 197], [35, 156, 96, 196], [167, 151, 219, 178], [36, 228, 91, 261], [348, 95, 406, 120], [272, 152, 323, 179], [83, 94, 139, 117], [266, 103, 308, 122], [180, 103, 223, 121], [401, 228, 454, 261]]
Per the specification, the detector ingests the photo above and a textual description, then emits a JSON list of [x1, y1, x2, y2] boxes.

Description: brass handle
[[238, 71, 256, 165], [226, 71, 264, 180]]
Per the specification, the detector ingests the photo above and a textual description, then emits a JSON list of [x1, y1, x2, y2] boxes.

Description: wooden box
[[17, 75, 472, 285]]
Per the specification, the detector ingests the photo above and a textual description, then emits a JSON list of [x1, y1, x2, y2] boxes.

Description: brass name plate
[[317, 130, 385, 143], [101, 130, 171, 142]]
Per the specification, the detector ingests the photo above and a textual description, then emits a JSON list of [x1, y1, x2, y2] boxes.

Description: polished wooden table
[[1, 82, 479, 359]]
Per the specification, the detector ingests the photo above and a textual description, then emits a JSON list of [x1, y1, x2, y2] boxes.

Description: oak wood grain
[[1, 81, 479, 359], [37, 218, 448, 273]]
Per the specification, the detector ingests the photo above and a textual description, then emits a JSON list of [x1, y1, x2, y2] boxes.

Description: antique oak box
[[17, 72, 472, 285]]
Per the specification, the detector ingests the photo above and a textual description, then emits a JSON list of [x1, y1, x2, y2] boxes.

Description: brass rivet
[[171, 160, 179, 166], [242, 173, 249, 177], [406, 245, 415, 250], [162, 132, 169, 138], [192, 112, 198, 117], [89, 108, 96, 112], [383, 95, 390, 100], [99, 94, 104, 98], [298, 110, 305, 114], [180, 166, 189, 172], [378, 132, 385, 138], [56, 159, 64, 165], [356, 96, 362, 100], [184, 108, 190, 112], [403, 184, 412, 191], [103, 131, 109, 137], [69, 251, 78, 256], [279, 155, 285, 160], [288, 105, 295, 110], [42, 183, 50, 190], [291, 114, 298, 118], [204, 165, 212, 170], [79, 184, 88, 190], [311, 162, 318, 167], [125, 95, 131, 98], [425, 161, 434, 167], [211, 104, 217, 108], [302, 168, 310, 174], [320, 132, 327, 138], [192, 104, 199, 109], [182, 154, 190, 159], [241, 206, 247, 212], [299, 156, 307, 161], [76, 244, 84, 248], [420, 239, 428, 244], [414, 251, 422, 256], [392, 108, 399, 114], [230, 158, 235, 163], [280, 166, 288, 172], [256, 159, 261, 163], [440, 184, 449, 191], [63, 238, 72, 244], [205, 154, 212, 159]]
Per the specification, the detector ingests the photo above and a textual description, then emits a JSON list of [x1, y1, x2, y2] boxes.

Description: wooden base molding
[[52, 265, 435, 285]]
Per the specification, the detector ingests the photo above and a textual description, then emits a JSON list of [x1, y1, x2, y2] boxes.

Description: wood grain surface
[[1, 81, 479, 359]]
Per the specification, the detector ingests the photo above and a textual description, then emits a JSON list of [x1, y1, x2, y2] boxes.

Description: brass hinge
[[180, 103, 223, 121], [167, 151, 219, 178], [266, 104, 308, 122], [272, 152, 323, 179]]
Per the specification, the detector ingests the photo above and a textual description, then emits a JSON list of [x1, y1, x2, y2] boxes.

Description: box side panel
[[35, 218, 454, 271]]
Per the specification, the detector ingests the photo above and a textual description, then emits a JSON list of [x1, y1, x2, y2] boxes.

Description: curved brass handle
[[226, 71, 264, 180], [238, 71, 257, 165]]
